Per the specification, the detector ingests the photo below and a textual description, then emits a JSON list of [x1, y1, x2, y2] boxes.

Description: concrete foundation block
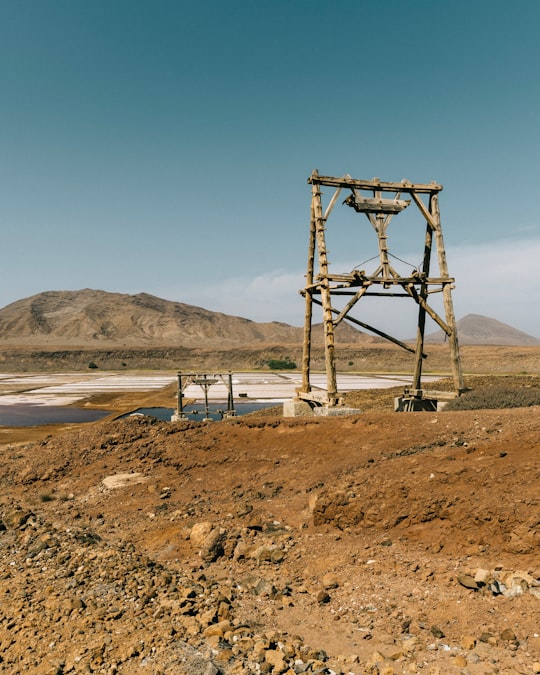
[[283, 400, 362, 417], [394, 396, 438, 412], [313, 406, 362, 417], [283, 399, 314, 417]]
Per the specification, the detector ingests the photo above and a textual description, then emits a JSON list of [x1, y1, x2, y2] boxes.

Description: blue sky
[[1, 0, 539, 338]]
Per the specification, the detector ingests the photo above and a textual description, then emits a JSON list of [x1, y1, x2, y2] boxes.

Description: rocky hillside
[[426, 313, 540, 346], [0, 289, 374, 348]]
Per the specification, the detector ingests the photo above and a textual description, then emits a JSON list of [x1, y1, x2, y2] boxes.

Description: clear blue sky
[[1, 0, 539, 337]]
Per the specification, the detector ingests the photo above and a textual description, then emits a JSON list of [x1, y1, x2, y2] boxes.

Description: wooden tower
[[298, 170, 464, 411]]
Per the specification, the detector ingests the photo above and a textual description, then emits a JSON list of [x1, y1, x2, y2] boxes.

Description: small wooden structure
[[298, 170, 464, 411], [172, 372, 236, 421]]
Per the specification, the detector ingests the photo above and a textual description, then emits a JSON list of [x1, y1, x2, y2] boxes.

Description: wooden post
[[227, 372, 235, 414], [301, 185, 318, 393], [176, 372, 183, 415], [412, 197, 434, 390], [202, 374, 211, 419], [431, 194, 464, 392], [313, 184, 338, 403]]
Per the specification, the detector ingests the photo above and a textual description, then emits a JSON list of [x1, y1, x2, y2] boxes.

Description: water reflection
[[128, 402, 274, 422], [0, 401, 277, 428], [0, 405, 110, 427]]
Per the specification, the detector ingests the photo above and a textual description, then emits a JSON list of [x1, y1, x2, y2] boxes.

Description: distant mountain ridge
[[0, 289, 375, 348], [0, 291, 536, 349], [425, 313, 540, 346]]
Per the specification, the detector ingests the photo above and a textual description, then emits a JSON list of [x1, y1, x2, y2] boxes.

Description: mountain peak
[[426, 313, 540, 346]]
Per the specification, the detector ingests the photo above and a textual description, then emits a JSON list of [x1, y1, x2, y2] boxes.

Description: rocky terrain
[[0, 373, 539, 674]]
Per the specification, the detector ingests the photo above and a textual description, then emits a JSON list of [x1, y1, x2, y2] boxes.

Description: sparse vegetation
[[266, 358, 297, 370], [343, 375, 540, 413], [88, 361, 98, 369], [444, 386, 540, 411]]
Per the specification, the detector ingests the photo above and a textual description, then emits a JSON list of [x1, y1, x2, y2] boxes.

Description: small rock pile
[[0, 504, 369, 674], [457, 567, 540, 599]]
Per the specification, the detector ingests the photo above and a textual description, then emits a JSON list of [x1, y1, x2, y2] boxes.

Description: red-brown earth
[[0, 373, 539, 674]]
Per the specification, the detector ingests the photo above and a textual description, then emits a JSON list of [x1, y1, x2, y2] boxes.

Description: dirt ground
[[0, 368, 539, 673]]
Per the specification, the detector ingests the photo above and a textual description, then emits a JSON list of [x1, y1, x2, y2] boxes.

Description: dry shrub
[[445, 386, 540, 411]]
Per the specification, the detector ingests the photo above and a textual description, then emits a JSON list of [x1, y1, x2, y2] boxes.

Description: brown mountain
[[0, 289, 376, 348], [425, 313, 540, 346]]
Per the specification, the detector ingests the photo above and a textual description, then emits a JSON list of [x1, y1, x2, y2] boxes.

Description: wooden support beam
[[309, 173, 443, 194], [301, 185, 318, 393], [312, 183, 339, 401], [431, 193, 464, 392], [311, 297, 425, 357], [335, 291, 412, 297], [405, 283, 451, 334], [311, 273, 454, 286], [310, 290, 411, 297], [412, 222, 430, 391], [333, 286, 370, 326], [324, 186, 343, 220], [411, 191, 436, 229]]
